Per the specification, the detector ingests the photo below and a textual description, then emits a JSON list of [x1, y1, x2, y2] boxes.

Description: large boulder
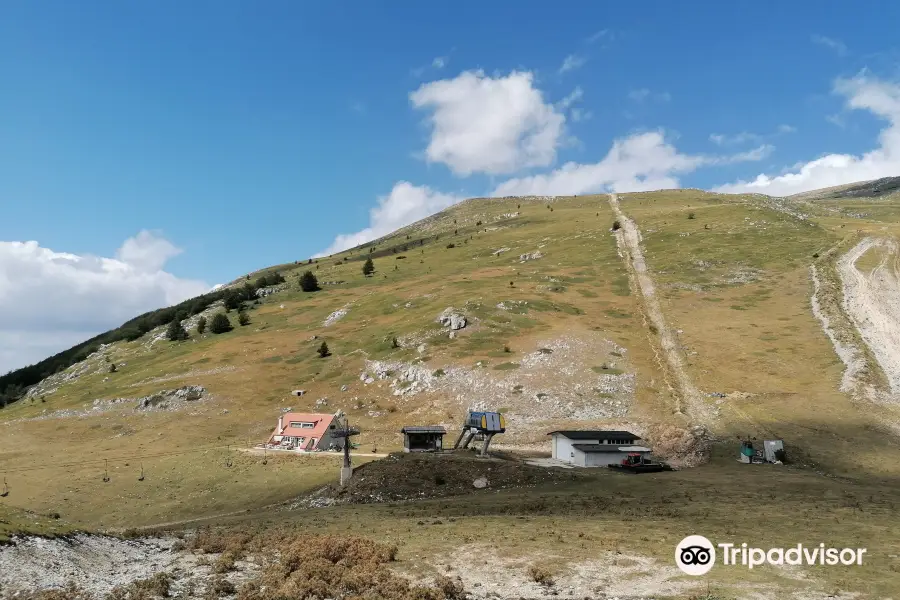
[[436, 308, 467, 331]]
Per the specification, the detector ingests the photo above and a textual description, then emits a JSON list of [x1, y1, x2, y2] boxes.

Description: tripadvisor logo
[[675, 535, 867, 575]]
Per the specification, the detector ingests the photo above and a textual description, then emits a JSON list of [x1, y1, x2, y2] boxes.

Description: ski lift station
[[401, 426, 446, 452], [549, 430, 652, 467]]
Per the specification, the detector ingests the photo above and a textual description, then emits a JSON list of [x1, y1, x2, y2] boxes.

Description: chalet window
[[290, 422, 317, 428]]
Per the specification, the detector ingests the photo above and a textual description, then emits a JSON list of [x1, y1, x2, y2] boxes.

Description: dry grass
[[2, 190, 900, 598]]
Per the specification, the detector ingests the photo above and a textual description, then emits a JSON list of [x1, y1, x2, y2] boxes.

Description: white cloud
[[586, 29, 610, 44], [714, 74, 900, 196], [317, 181, 465, 257], [491, 130, 769, 197], [559, 54, 586, 74], [571, 108, 592, 122], [709, 125, 796, 146], [812, 35, 848, 57], [558, 86, 584, 110], [709, 131, 762, 146], [0, 231, 210, 373], [410, 70, 566, 176], [628, 89, 670, 103], [432, 56, 446, 69]]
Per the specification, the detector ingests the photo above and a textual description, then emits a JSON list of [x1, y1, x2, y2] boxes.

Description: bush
[[688, 212, 696, 219], [362, 258, 375, 277], [166, 317, 189, 341], [109, 363, 117, 373], [238, 311, 251, 326], [209, 313, 233, 334], [446, 243, 455, 249], [317, 341, 330, 358], [391, 337, 400, 349], [299, 271, 320, 292], [612, 220, 622, 231], [196, 316, 207, 334], [527, 564, 555, 587]]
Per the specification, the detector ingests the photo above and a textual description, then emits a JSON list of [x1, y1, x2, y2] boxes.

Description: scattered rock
[[323, 306, 349, 327], [519, 251, 544, 262], [472, 477, 489, 489]]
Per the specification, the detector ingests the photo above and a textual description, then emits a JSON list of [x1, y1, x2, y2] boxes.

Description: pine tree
[[209, 313, 233, 334], [196, 316, 207, 334], [317, 341, 330, 358], [166, 316, 189, 341], [362, 258, 375, 277], [299, 271, 319, 292], [391, 337, 399, 349], [238, 311, 251, 326]]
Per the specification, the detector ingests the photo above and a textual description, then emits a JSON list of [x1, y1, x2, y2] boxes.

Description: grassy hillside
[[3, 188, 900, 598]]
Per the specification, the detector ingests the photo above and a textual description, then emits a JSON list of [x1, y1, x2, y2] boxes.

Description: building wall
[[573, 450, 650, 467], [552, 434, 601, 463]]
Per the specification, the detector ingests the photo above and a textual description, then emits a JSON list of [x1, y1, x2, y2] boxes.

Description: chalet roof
[[548, 430, 639, 440], [401, 426, 447, 434], [271, 412, 338, 447]]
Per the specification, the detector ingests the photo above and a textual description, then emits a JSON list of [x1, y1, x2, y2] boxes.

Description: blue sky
[[2, 1, 900, 371]]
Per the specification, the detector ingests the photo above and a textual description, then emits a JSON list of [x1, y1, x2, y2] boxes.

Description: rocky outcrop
[[436, 308, 467, 331], [519, 251, 543, 262], [136, 386, 205, 410]]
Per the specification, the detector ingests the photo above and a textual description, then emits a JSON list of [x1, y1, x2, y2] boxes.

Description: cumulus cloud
[[714, 74, 900, 196], [317, 181, 465, 257], [559, 54, 586, 74], [410, 70, 566, 176], [491, 130, 771, 197], [0, 232, 210, 373]]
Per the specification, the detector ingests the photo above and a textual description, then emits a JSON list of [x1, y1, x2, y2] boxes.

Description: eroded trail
[[837, 237, 900, 398], [607, 194, 712, 424]]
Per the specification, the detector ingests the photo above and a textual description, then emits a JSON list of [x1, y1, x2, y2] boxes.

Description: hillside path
[[837, 237, 900, 397], [606, 194, 712, 424]]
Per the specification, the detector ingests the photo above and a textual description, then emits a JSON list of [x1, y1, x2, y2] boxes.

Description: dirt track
[[607, 194, 711, 423], [837, 237, 900, 397]]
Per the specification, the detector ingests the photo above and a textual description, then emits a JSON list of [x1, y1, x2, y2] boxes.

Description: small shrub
[[446, 243, 455, 248], [612, 220, 622, 231], [434, 574, 465, 599], [649, 323, 659, 334], [434, 474, 446, 485], [300, 271, 320, 292], [688, 212, 696, 219], [238, 311, 250, 326], [212, 551, 236, 574], [109, 363, 117, 373], [196, 316, 207, 334], [362, 257, 375, 277], [503, 345, 511, 353], [166, 317, 189, 341], [209, 313, 233, 334], [317, 341, 331, 358], [432, 368, 445, 377], [391, 337, 400, 349], [528, 564, 555, 587], [206, 576, 235, 598]]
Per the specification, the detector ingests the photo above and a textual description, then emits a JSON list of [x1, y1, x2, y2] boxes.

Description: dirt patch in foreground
[[302, 452, 587, 506]]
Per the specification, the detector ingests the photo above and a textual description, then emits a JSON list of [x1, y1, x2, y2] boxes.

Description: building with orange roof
[[267, 412, 344, 451]]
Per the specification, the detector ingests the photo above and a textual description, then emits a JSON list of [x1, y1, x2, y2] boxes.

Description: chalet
[[268, 412, 344, 452], [401, 426, 446, 452], [548, 430, 652, 467]]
